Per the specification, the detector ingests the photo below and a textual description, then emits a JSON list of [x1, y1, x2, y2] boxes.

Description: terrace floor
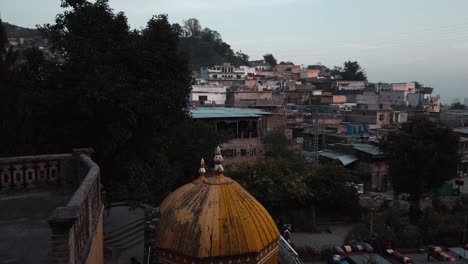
[[0, 189, 74, 264]]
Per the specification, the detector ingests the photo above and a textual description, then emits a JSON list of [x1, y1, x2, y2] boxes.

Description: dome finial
[[194, 158, 206, 184], [213, 146, 224, 175]]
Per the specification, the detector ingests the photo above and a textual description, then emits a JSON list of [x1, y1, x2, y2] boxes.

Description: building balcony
[[0, 149, 104, 264]]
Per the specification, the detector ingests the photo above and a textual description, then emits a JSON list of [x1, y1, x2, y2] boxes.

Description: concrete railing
[[0, 153, 74, 192], [48, 151, 103, 264]]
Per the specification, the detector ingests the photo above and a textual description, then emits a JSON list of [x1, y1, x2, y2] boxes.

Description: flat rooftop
[[190, 107, 271, 119], [0, 189, 74, 263]]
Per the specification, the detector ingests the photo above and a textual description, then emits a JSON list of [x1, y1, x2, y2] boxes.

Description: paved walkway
[[290, 225, 354, 250]]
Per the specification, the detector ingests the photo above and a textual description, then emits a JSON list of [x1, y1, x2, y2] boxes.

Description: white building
[[191, 84, 227, 106], [200, 63, 245, 82]]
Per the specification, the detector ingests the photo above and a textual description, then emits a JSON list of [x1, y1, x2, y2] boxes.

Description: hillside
[[2, 22, 41, 39]]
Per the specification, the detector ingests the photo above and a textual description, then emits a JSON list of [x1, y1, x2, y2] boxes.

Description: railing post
[[48, 206, 80, 264]]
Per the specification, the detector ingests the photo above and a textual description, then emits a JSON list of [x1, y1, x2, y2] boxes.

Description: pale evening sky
[[1, 0, 468, 103]]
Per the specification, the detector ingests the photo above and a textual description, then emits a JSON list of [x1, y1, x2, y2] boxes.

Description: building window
[[379, 104, 383, 109], [379, 114, 385, 121], [240, 149, 247, 156], [249, 148, 256, 156], [213, 75, 217, 79], [223, 149, 236, 157], [199, 95, 208, 101]]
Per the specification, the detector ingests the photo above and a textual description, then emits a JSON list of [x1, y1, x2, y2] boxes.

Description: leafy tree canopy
[[450, 102, 466, 110], [0, 0, 225, 204], [415, 82, 434, 94], [263, 53, 277, 67], [381, 118, 460, 212], [334, 60, 367, 81]]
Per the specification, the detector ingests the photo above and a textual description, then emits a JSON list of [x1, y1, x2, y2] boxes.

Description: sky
[[2, 0, 468, 103]]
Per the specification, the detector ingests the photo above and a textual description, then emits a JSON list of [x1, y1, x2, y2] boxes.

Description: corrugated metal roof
[[319, 150, 358, 166], [349, 143, 383, 156], [190, 107, 271, 119]]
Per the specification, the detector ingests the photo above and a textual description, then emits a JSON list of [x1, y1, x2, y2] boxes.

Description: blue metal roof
[[190, 107, 271, 119], [454, 128, 468, 135]]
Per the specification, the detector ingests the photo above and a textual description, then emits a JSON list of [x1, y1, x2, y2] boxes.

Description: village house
[[332, 80, 367, 91], [190, 107, 272, 165], [342, 102, 392, 126], [225, 91, 283, 107], [190, 83, 227, 106], [200, 63, 245, 83], [320, 143, 388, 191]]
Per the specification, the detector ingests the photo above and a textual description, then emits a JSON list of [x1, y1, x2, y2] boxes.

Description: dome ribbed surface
[[158, 175, 280, 258]]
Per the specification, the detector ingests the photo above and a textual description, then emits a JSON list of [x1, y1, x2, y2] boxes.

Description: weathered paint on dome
[[157, 173, 280, 259]]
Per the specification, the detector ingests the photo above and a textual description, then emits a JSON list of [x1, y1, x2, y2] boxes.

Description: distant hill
[[2, 22, 41, 39]]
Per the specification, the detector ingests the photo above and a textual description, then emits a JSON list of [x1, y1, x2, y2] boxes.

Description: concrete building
[[299, 69, 320, 79], [190, 108, 271, 165], [200, 63, 245, 82], [407, 93, 441, 113], [378, 82, 416, 93], [343, 102, 392, 126], [380, 90, 407, 106], [191, 83, 227, 106], [226, 91, 283, 107], [320, 143, 388, 191], [0, 149, 104, 264], [454, 128, 468, 177], [332, 80, 367, 91]]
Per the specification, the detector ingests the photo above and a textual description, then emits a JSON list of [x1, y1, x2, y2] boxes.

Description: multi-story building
[[200, 63, 245, 82], [407, 93, 441, 112], [332, 80, 367, 91], [0, 149, 104, 264], [190, 107, 272, 165], [190, 83, 227, 106], [343, 102, 392, 126]]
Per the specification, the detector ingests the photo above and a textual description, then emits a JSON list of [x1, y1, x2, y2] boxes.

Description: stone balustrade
[[0, 149, 104, 264], [0, 153, 73, 191]]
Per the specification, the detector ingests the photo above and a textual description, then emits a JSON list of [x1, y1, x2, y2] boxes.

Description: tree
[[1, 0, 225, 204], [182, 18, 201, 37], [263, 129, 293, 158], [232, 50, 250, 67], [228, 155, 311, 210], [171, 23, 184, 37], [334, 60, 367, 81], [415, 82, 434, 94], [381, 118, 460, 221], [450, 102, 466, 110], [263, 53, 277, 67], [305, 162, 361, 218], [279, 61, 294, 65]]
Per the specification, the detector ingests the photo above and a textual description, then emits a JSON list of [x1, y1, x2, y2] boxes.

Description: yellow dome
[[157, 149, 280, 263]]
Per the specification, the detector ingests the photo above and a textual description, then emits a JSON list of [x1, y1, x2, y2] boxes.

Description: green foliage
[[0, 0, 225, 204], [381, 118, 460, 206], [346, 207, 422, 248], [334, 61, 367, 81], [228, 155, 311, 210], [263, 129, 293, 158], [263, 53, 277, 67], [176, 18, 236, 69], [415, 82, 434, 95], [279, 61, 294, 65], [450, 102, 466, 110], [420, 209, 465, 246], [382, 118, 459, 223], [306, 162, 361, 217]]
